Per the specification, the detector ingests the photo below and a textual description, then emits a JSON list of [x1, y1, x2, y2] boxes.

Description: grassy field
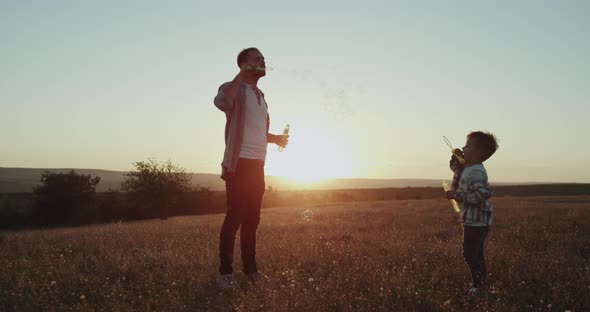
[[1, 196, 589, 311]]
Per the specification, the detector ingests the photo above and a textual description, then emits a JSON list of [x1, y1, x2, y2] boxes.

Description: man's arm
[[267, 133, 289, 147], [214, 65, 247, 112], [267, 133, 277, 144], [453, 170, 491, 205]]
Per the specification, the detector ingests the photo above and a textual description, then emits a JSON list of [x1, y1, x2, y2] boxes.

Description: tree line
[[2, 158, 590, 230], [0, 159, 221, 230], [0, 157, 440, 230]]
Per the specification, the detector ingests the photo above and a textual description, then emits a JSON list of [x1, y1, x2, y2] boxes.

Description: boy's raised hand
[[452, 149, 464, 160], [449, 152, 464, 173]]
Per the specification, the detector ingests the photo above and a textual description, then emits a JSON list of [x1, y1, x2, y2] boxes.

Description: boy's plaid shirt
[[450, 161, 493, 226]]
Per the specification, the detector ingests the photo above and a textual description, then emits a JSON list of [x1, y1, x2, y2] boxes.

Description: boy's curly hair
[[468, 131, 499, 161]]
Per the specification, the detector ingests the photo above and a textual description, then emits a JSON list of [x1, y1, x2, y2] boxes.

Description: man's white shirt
[[239, 84, 268, 160]]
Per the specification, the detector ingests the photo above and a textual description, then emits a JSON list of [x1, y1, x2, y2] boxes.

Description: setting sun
[[265, 123, 354, 186]]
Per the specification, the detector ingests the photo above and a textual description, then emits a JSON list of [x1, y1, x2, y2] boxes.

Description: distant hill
[[0, 167, 552, 193], [0, 167, 222, 193]]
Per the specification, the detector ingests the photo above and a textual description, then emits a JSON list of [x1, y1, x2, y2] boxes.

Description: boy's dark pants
[[219, 158, 265, 275], [462, 225, 490, 287]]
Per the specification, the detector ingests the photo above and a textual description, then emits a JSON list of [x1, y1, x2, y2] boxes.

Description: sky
[[1, 1, 589, 184]]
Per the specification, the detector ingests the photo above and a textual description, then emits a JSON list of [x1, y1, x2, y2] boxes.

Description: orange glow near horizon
[[265, 124, 355, 186]]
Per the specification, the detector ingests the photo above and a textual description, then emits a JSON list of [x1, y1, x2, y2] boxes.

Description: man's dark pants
[[219, 158, 265, 275], [462, 225, 490, 288]]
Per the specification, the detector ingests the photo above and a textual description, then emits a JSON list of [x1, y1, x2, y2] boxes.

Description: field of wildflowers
[[1, 196, 589, 311]]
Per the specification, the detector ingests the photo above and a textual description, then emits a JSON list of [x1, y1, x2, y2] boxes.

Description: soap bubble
[[302, 210, 313, 221]]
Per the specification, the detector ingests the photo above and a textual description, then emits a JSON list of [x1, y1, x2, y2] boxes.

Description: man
[[213, 47, 288, 286]]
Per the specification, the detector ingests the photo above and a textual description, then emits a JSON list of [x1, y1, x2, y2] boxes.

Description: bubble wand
[[443, 136, 465, 165], [245, 65, 273, 72]]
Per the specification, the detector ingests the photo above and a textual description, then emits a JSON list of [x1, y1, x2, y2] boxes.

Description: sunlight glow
[[265, 123, 354, 186]]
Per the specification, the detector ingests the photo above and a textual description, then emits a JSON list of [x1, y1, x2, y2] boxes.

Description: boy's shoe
[[246, 272, 272, 284], [245, 272, 263, 283], [216, 274, 236, 288]]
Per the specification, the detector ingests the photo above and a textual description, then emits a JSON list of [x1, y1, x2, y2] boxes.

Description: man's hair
[[467, 131, 499, 161], [237, 47, 259, 67]]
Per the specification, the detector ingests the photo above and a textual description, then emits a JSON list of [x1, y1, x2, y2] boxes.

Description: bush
[[121, 159, 191, 220], [32, 170, 100, 226]]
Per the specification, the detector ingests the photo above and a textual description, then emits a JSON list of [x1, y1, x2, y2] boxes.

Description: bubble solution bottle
[[278, 124, 290, 152], [442, 181, 460, 213]]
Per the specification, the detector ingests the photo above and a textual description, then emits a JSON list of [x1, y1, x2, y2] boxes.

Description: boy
[[445, 131, 498, 295]]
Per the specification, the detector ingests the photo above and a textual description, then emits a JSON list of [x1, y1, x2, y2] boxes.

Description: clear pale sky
[[2, 1, 589, 183]]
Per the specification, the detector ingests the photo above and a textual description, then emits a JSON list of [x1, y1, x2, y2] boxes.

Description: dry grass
[[1, 196, 589, 311]]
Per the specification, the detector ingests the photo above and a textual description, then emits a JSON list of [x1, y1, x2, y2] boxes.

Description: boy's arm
[[453, 169, 491, 205], [449, 158, 462, 173], [449, 151, 464, 173], [449, 154, 464, 190]]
